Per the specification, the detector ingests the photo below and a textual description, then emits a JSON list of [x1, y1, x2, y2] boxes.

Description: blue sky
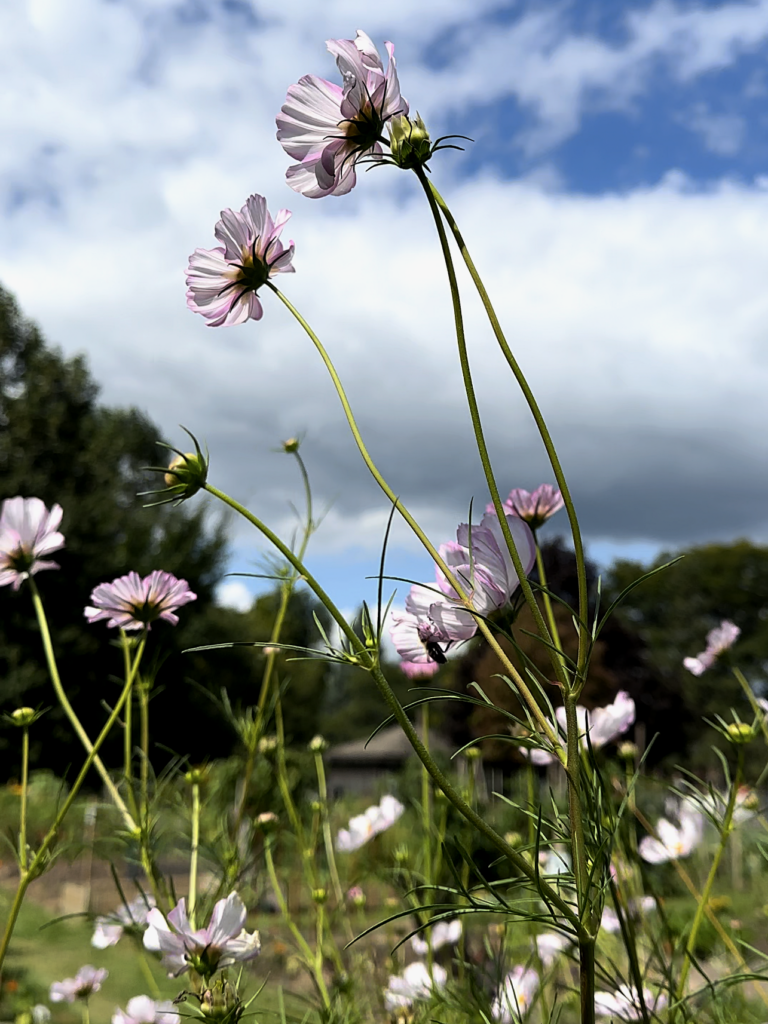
[[3, 0, 768, 615]]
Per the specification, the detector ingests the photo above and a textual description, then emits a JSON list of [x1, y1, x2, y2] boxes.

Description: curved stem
[[0, 666, 137, 973], [425, 179, 590, 676], [415, 166, 567, 690], [29, 579, 138, 833], [265, 286, 563, 754], [534, 543, 567, 678]]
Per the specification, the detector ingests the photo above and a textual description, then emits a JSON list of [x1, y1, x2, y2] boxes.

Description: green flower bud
[[199, 978, 241, 1024], [389, 113, 433, 169], [281, 437, 300, 453], [394, 845, 410, 865], [258, 736, 278, 754], [256, 811, 278, 831], [10, 707, 38, 727], [310, 800, 322, 813], [504, 831, 523, 849], [309, 734, 328, 753], [311, 887, 327, 904], [726, 722, 753, 745], [164, 451, 208, 499], [185, 766, 207, 785], [618, 741, 639, 760], [463, 746, 482, 761]]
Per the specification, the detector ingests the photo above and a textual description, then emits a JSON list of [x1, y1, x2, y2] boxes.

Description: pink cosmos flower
[[595, 985, 667, 1020], [600, 896, 656, 934], [410, 918, 461, 956], [492, 966, 540, 1021], [384, 961, 447, 1012], [50, 965, 108, 1003], [277, 30, 408, 198], [683, 619, 740, 675], [143, 891, 260, 978], [186, 194, 295, 327], [638, 805, 704, 863], [390, 514, 536, 668], [335, 794, 405, 852], [112, 997, 179, 1024], [534, 931, 571, 967], [85, 570, 196, 630], [92, 895, 156, 949], [399, 657, 440, 679], [525, 691, 635, 765], [487, 485, 564, 530], [0, 496, 65, 590]]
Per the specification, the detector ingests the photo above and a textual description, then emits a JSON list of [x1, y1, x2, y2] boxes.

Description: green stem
[[578, 938, 596, 1024], [415, 165, 567, 690], [188, 780, 200, 930], [0, 665, 137, 973], [673, 750, 743, 1016], [19, 726, 29, 873], [535, 543, 566, 672], [29, 579, 138, 833], [425, 179, 590, 676], [264, 840, 331, 1011], [139, 684, 150, 819], [254, 296, 564, 753], [563, 693, 589, 905], [122, 634, 133, 786], [313, 751, 347, 916], [204, 482, 580, 934]]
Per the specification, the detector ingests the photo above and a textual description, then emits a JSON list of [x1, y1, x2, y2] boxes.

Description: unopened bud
[[258, 736, 278, 754], [618, 741, 638, 760], [309, 735, 328, 753], [200, 979, 240, 1023], [463, 746, 482, 761], [726, 722, 753, 745], [504, 831, 523, 849], [11, 707, 37, 727], [185, 767, 207, 785], [310, 800, 322, 813], [256, 811, 278, 831], [346, 886, 366, 907], [281, 437, 300, 453], [394, 845, 410, 865], [389, 113, 433, 169], [164, 451, 207, 498], [311, 887, 327, 904]]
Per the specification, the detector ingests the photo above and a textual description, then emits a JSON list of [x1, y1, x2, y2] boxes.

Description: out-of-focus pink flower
[[0, 497, 65, 590], [384, 961, 446, 1011], [92, 895, 156, 949], [277, 30, 407, 198], [336, 795, 404, 852], [534, 931, 571, 967], [143, 892, 260, 978], [595, 985, 667, 1020], [492, 966, 539, 1021], [600, 896, 655, 934], [399, 658, 440, 679], [346, 886, 366, 907], [186, 194, 294, 328], [50, 966, 108, 1003], [487, 485, 564, 530], [638, 806, 704, 863], [390, 605, 451, 667], [524, 692, 636, 765], [112, 997, 179, 1024], [410, 918, 461, 956], [85, 571, 196, 630], [683, 620, 740, 675]]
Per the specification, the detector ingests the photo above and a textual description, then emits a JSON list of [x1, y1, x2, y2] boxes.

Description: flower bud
[[346, 886, 366, 908], [199, 978, 241, 1024], [309, 735, 328, 753], [310, 800, 322, 813], [185, 766, 207, 785], [504, 831, 523, 849], [394, 845, 410, 865], [258, 736, 278, 754], [618, 741, 638, 761], [389, 113, 433, 169], [463, 746, 482, 761], [256, 811, 278, 831], [281, 437, 300, 453], [164, 451, 208, 499], [311, 887, 327, 904], [10, 707, 38, 727], [726, 722, 753, 745]]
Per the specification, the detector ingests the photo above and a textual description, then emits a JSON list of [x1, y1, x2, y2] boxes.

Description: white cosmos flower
[[410, 918, 461, 956], [384, 961, 446, 1011], [335, 794, 405, 852], [492, 966, 539, 1021]]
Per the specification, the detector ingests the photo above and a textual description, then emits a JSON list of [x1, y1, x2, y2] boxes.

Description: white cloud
[[215, 579, 254, 611], [2, 0, 768, 579]]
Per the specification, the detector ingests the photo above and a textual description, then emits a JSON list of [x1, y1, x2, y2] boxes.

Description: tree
[[0, 285, 265, 777]]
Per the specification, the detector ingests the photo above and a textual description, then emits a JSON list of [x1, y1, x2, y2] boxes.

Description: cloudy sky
[[3, 0, 768, 613]]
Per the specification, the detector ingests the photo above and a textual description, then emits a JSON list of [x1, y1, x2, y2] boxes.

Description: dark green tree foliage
[[605, 540, 768, 769], [0, 286, 261, 777]]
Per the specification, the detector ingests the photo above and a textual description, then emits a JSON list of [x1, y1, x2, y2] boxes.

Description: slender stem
[[264, 840, 331, 1011], [0, 667, 137, 973], [563, 694, 589, 904], [534, 543, 565, 666], [415, 165, 567, 690], [136, 945, 161, 999], [425, 179, 590, 675], [368, 662, 586, 938], [188, 780, 201, 930], [673, 751, 743, 1016], [252, 297, 565, 754], [139, 684, 150, 819], [19, 726, 29, 873], [122, 634, 133, 786], [29, 579, 138, 833], [82, 1002, 89, 1024], [205, 481, 580, 933], [313, 751, 347, 917]]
